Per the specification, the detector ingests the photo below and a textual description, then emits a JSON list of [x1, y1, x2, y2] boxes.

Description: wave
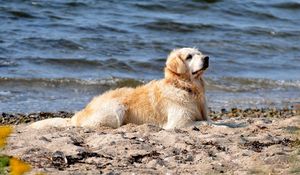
[[139, 20, 219, 33], [139, 19, 300, 38], [22, 38, 84, 50], [0, 59, 17, 67], [0, 77, 144, 89], [26, 57, 164, 72], [134, 0, 220, 13], [1, 76, 299, 92], [242, 26, 300, 38], [192, 0, 221, 3], [64, 2, 88, 7], [271, 2, 300, 9], [30, 58, 104, 67], [7, 10, 35, 19], [207, 77, 300, 92], [135, 3, 168, 11]]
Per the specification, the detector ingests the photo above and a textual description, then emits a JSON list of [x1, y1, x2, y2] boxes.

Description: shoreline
[[1, 107, 299, 125]]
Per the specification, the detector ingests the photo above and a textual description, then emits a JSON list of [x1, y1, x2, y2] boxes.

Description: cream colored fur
[[30, 48, 210, 129]]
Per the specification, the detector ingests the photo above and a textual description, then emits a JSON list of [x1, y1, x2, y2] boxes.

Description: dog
[[30, 48, 210, 129]]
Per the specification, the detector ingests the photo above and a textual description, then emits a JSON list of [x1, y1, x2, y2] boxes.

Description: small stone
[[192, 126, 200, 131], [261, 118, 272, 124], [39, 136, 51, 142], [110, 141, 116, 145], [221, 108, 227, 113], [138, 138, 145, 142], [242, 152, 249, 156], [51, 151, 68, 169], [105, 171, 120, 175], [185, 155, 194, 161], [83, 128, 92, 133], [231, 108, 238, 113]]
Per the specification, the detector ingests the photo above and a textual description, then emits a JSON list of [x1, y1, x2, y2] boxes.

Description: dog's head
[[165, 48, 209, 79]]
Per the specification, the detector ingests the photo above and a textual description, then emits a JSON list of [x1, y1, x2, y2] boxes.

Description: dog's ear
[[166, 51, 187, 74]]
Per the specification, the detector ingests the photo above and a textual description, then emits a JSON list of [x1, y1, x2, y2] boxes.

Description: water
[[0, 0, 300, 112]]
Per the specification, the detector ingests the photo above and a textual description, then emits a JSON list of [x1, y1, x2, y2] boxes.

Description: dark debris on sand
[[3, 114, 300, 175], [209, 107, 299, 120], [0, 111, 74, 125], [1, 107, 299, 125], [1, 105, 300, 174]]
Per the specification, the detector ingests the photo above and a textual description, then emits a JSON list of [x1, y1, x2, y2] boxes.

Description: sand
[[2, 114, 300, 174]]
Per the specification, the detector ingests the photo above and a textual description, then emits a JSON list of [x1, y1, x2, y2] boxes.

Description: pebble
[[51, 151, 68, 169], [185, 155, 194, 161]]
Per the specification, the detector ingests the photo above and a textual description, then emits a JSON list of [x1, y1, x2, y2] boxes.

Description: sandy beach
[[1, 1, 300, 174], [1, 109, 300, 174]]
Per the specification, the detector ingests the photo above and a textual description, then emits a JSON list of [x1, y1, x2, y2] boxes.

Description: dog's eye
[[186, 54, 192, 60]]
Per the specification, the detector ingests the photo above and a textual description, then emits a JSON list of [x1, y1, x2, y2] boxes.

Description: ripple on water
[[0, 0, 299, 112], [271, 2, 300, 9], [7, 10, 35, 19]]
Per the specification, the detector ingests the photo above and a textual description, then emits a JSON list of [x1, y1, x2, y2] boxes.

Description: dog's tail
[[29, 118, 73, 129]]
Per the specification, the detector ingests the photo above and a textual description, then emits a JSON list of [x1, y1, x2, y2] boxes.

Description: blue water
[[0, 0, 300, 112]]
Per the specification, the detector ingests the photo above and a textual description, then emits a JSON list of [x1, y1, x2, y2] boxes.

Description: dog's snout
[[203, 56, 209, 63]]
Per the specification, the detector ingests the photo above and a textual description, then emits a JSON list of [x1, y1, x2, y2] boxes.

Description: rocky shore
[[1, 108, 300, 174], [1, 107, 299, 125]]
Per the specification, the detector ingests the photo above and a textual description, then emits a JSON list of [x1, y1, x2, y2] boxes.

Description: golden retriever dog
[[30, 48, 210, 129]]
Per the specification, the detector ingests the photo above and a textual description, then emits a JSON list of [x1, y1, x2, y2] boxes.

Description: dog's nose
[[203, 56, 209, 69], [203, 56, 209, 63]]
